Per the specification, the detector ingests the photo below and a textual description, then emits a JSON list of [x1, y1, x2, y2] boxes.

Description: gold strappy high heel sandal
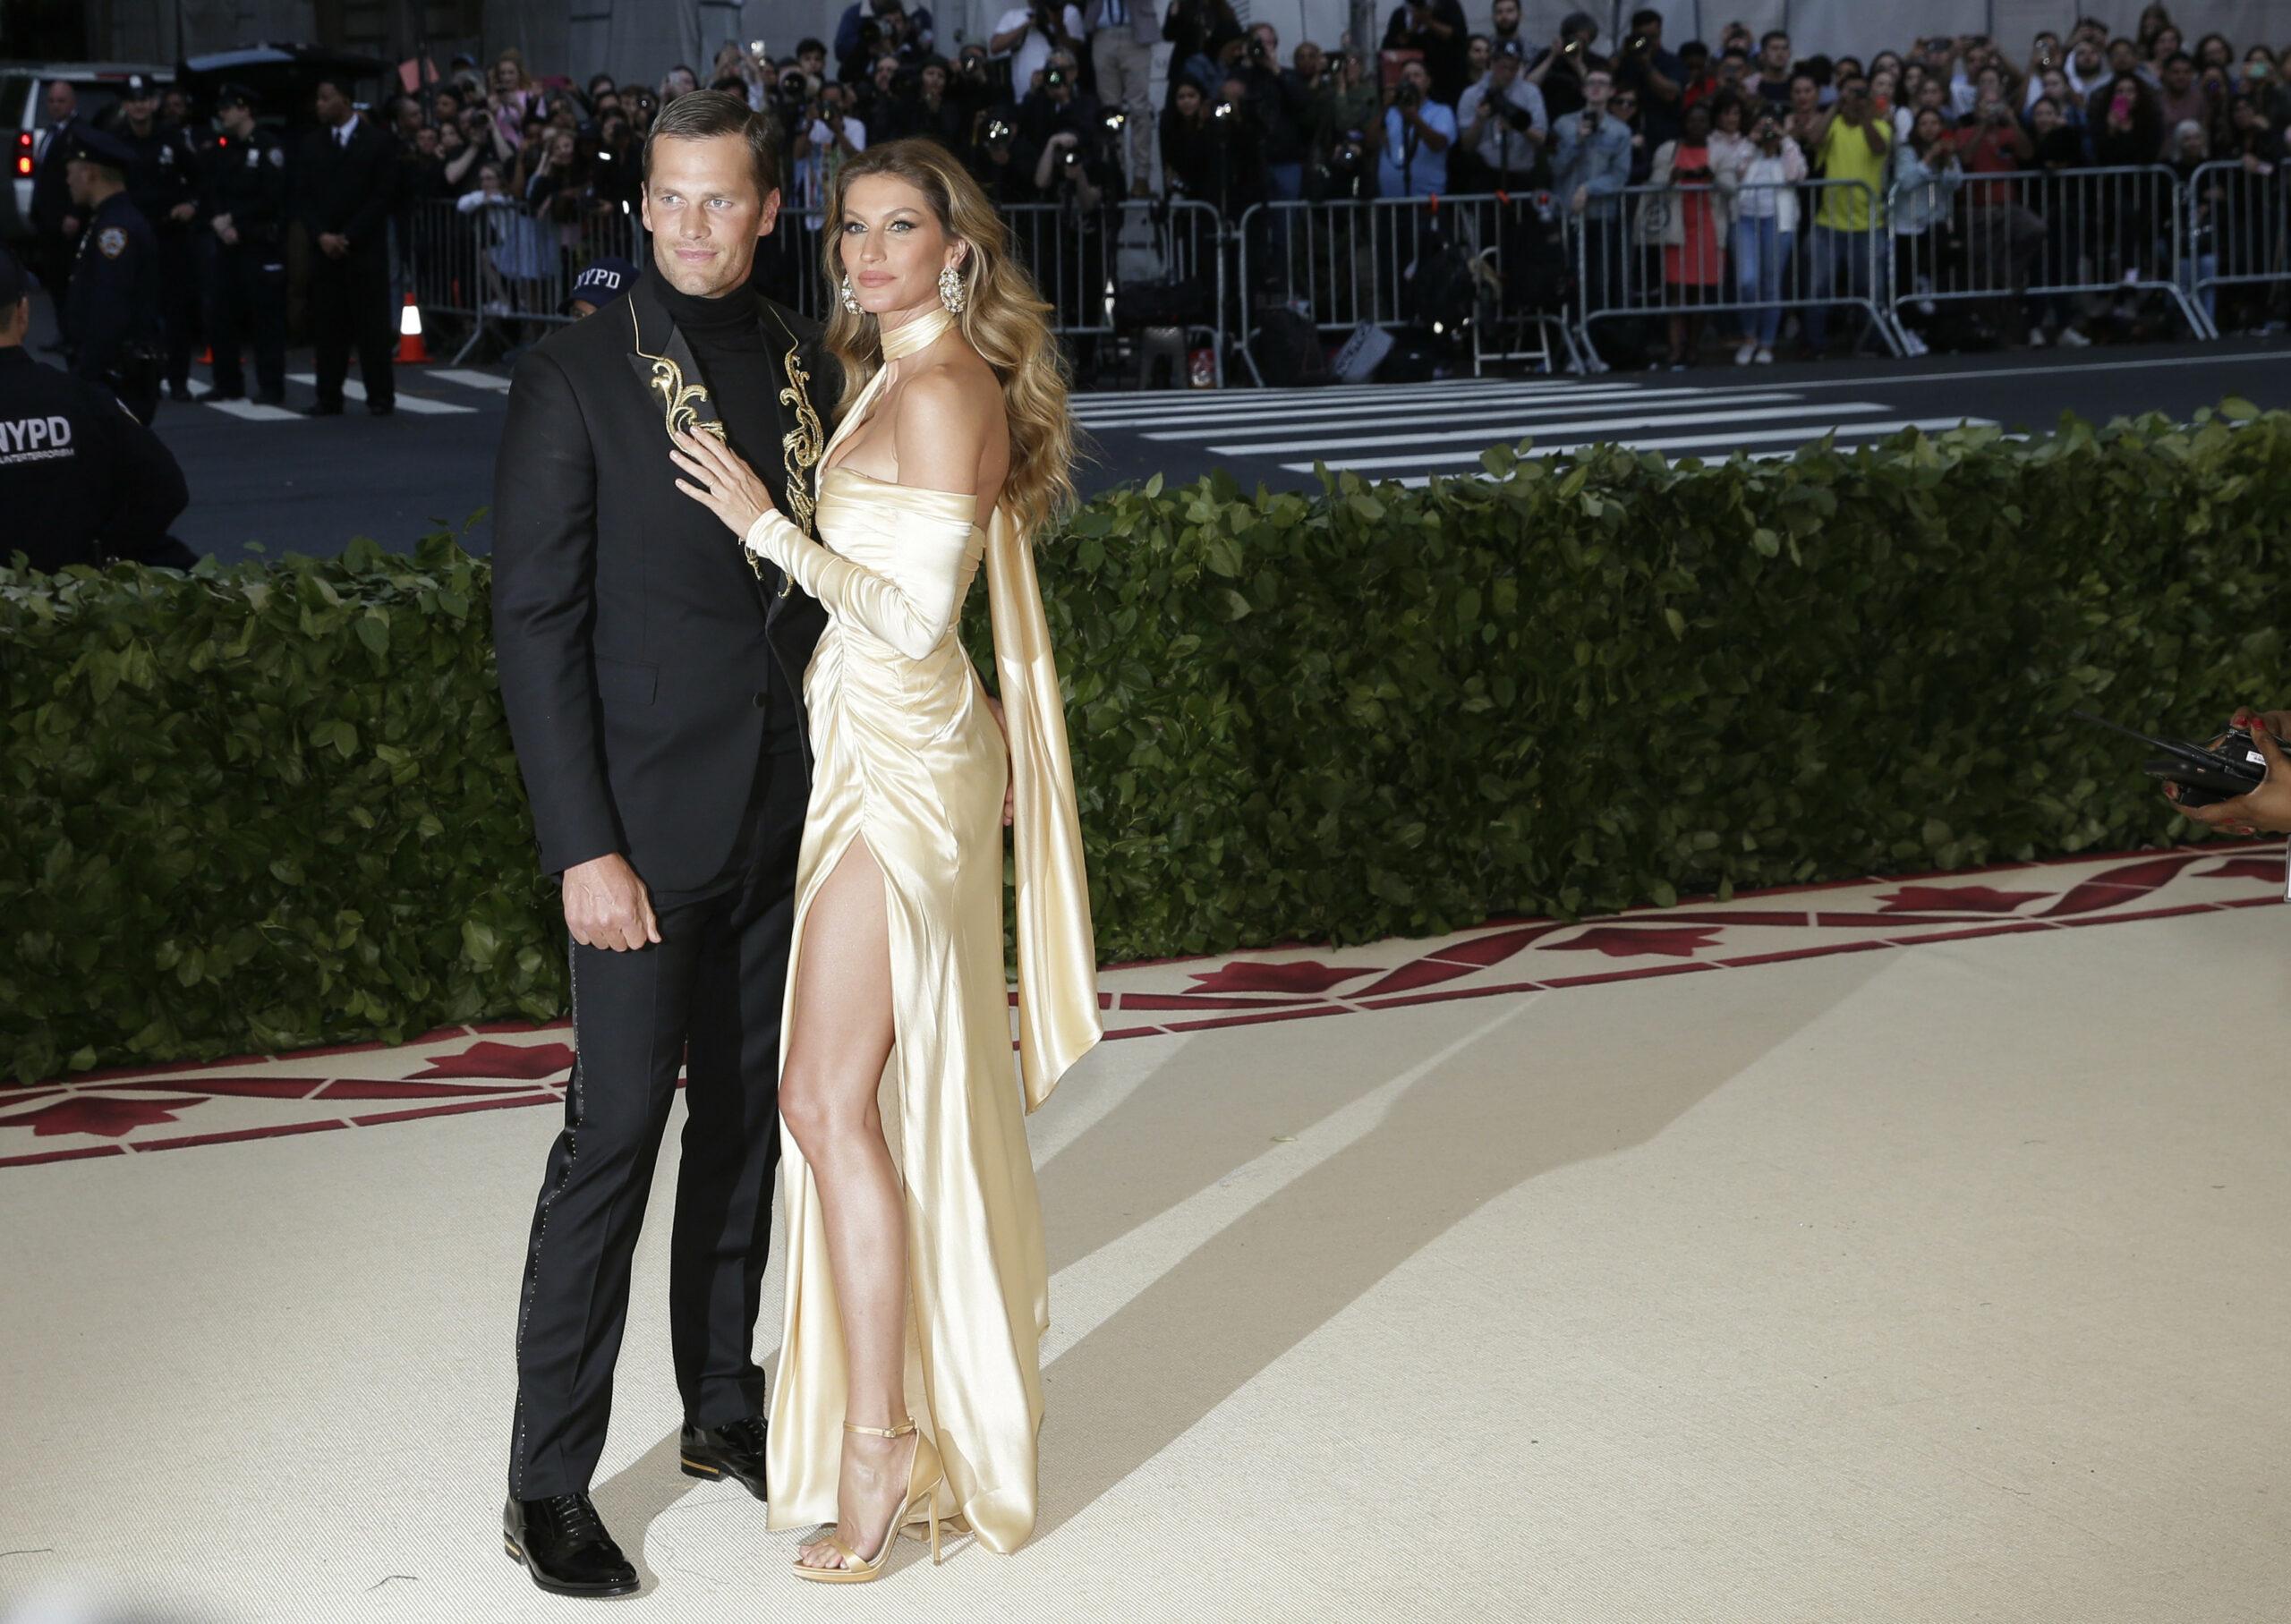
[[792, 1418, 945, 1584]]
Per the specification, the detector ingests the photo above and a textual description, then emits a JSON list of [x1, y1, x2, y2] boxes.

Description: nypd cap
[[563, 256, 641, 314]]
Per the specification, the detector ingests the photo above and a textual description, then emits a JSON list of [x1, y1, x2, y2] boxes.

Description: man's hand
[[219, 225, 240, 245], [61, 213, 80, 237], [984, 693, 1016, 826], [562, 853, 662, 951], [319, 231, 347, 258], [1571, 183, 1588, 213], [169, 201, 198, 223]]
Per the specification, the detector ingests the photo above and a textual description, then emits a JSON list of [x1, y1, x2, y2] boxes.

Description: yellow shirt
[[1815, 117, 1888, 232]]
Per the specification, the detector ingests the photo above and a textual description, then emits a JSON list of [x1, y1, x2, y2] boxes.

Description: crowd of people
[[19, 4, 2291, 391]]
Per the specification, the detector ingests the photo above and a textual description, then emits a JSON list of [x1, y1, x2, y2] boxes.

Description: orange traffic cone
[[396, 293, 429, 364]]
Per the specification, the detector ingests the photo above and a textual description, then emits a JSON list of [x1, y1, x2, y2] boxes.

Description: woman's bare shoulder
[[895, 351, 1008, 498]]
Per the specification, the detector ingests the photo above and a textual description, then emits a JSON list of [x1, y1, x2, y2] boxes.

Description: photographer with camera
[[1454, 41, 1547, 194], [1613, 7, 1686, 144], [838, 0, 935, 84], [1553, 66, 1633, 358], [1801, 73, 1891, 357], [890, 57, 968, 148], [1018, 52, 1102, 151], [1231, 21, 1314, 203], [1714, 94, 1806, 364], [1383, 0, 1471, 108], [1307, 50, 1380, 200], [1375, 57, 1456, 200], [1528, 10, 1609, 120], [969, 113, 1045, 203], [788, 81, 869, 226], [1085, 0, 1159, 195], [993, 0, 1086, 100]]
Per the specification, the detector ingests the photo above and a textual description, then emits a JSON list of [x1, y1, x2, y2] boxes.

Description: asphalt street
[[30, 289, 2287, 563]]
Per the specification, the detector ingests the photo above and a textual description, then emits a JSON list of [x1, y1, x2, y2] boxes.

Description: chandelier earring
[[938, 262, 968, 314], [840, 273, 861, 316]]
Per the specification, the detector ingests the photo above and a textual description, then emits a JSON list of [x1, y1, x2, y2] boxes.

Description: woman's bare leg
[[777, 838, 917, 1570]]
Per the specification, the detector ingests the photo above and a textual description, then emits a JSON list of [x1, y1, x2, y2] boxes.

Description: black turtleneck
[[656, 276, 802, 757]]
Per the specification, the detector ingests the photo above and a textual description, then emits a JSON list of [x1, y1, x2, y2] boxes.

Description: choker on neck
[[880, 304, 957, 361]]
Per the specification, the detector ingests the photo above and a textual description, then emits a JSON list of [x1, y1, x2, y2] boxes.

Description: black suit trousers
[[307, 244, 394, 408], [507, 752, 807, 1500]]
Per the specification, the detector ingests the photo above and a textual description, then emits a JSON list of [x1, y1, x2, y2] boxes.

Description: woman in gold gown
[[668, 138, 1101, 1582]]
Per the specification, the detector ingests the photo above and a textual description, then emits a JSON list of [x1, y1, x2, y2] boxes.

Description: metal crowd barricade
[[1575, 177, 1903, 359], [1891, 163, 2213, 343], [1000, 198, 1226, 385], [407, 196, 647, 362], [1234, 192, 1584, 380], [2185, 158, 2288, 334]]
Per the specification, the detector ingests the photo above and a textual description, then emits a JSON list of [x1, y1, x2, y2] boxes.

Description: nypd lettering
[[0, 415, 76, 463]]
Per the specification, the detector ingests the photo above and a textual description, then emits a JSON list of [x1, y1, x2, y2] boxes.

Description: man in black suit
[[490, 89, 836, 1600], [294, 79, 396, 416], [29, 81, 81, 317]]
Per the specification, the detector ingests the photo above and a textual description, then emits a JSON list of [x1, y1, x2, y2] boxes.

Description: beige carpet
[[3, 850, 2287, 1623]]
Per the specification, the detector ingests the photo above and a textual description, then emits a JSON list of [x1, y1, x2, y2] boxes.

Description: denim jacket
[[1552, 110, 1633, 217]]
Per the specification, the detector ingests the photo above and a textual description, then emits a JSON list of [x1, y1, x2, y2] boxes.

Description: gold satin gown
[[740, 305, 1102, 1554]]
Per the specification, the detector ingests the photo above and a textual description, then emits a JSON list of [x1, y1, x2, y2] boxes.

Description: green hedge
[[5, 407, 2286, 1084]]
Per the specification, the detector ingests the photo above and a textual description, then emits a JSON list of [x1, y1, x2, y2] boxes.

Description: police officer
[[63, 126, 164, 425], [561, 255, 639, 319], [0, 249, 192, 573], [114, 72, 206, 402], [199, 84, 289, 404]]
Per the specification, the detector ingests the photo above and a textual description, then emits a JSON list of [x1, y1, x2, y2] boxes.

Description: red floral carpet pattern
[[6, 843, 2280, 1169]]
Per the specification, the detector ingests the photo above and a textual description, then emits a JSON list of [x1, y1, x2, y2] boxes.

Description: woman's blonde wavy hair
[[818, 139, 1076, 537]]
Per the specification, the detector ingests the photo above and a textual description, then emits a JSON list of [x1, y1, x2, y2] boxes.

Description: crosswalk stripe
[[1224, 401, 1891, 457], [202, 398, 302, 422], [1295, 417, 1995, 474], [1100, 385, 1665, 432], [430, 368, 512, 393], [285, 373, 477, 415], [1068, 378, 1537, 415], [1072, 381, 1607, 427]]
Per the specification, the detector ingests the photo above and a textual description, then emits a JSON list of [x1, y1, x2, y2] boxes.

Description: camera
[[1044, 67, 1068, 89], [1249, 37, 1272, 64], [984, 116, 1015, 144], [1397, 80, 1421, 108], [1499, 99, 1536, 131], [1103, 110, 1127, 132]]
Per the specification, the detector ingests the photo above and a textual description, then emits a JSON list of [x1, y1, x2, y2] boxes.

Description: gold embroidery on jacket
[[631, 302, 770, 587], [628, 303, 726, 445], [773, 313, 824, 541]]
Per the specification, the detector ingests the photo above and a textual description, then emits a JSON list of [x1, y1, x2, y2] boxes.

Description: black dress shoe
[[366, 400, 395, 416], [679, 1414, 769, 1501], [255, 390, 285, 406], [302, 402, 343, 417], [504, 1493, 637, 1598], [207, 386, 246, 402], [167, 382, 195, 403]]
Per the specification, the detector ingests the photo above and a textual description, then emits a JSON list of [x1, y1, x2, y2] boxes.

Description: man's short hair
[[2165, 50, 2194, 69], [643, 88, 782, 200], [796, 38, 827, 57], [1760, 30, 1789, 48], [1631, 8, 1662, 29]]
